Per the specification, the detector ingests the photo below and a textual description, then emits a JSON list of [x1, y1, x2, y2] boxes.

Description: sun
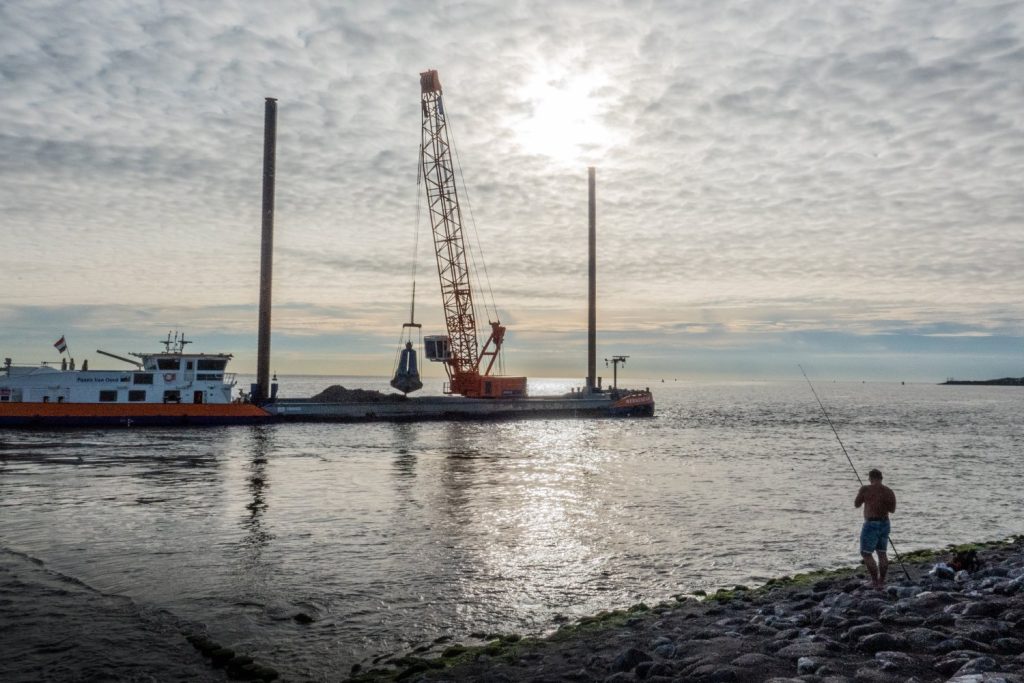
[[509, 66, 621, 166]]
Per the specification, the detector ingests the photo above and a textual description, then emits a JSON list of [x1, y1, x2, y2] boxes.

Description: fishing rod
[[798, 365, 911, 581]]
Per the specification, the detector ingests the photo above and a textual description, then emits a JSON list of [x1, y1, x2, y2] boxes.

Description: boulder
[[953, 656, 999, 676], [610, 647, 652, 673], [856, 632, 908, 653]]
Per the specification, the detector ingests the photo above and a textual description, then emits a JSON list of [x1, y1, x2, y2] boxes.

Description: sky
[[1, 0, 1022, 383]]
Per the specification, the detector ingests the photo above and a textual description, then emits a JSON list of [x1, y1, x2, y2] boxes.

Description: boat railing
[[223, 373, 237, 384]]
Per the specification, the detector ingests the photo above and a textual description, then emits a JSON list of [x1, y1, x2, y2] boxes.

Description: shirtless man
[[854, 468, 897, 590]]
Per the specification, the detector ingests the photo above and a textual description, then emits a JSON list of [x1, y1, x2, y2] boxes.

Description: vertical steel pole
[[256, 97, 277, 403], [587, 167, 596, 393]]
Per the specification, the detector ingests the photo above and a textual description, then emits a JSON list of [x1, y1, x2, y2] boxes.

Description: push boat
[[0, 336, 269, 427]]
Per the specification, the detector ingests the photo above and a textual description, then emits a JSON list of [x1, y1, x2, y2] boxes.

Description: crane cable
[[445, 106, 502, 354], [393, 147, 425, 374]]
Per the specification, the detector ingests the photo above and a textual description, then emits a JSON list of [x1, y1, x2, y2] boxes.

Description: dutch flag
[[54, 336, 67, 353]]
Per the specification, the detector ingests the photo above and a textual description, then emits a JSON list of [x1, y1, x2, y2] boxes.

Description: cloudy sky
[[1, 0, 1022, 382]]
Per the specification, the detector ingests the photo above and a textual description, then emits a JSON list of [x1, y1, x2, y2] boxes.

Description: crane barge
[[267, 69, 653, 421]]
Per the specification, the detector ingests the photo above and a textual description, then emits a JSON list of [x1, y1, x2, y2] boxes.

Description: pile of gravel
[[310, 385, 407, 403]]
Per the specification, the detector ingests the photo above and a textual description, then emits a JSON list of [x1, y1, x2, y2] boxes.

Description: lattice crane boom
[[418, 70, 526, 398]]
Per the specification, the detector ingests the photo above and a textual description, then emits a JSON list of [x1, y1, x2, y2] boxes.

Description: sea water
[[1, 379, 1021, 680]]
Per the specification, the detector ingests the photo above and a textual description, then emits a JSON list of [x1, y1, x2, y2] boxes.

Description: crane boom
[[420, 70, 479, 377], [418, 70, 526, 398]]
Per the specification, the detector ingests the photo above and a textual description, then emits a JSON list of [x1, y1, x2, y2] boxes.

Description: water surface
[[1, 378, 1021, 679]]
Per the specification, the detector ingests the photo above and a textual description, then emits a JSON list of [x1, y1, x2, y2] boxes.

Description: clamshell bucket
[[390, 341, 423, 394]]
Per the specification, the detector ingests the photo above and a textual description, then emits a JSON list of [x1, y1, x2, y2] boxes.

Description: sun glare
[[510, 66, 621, 166]]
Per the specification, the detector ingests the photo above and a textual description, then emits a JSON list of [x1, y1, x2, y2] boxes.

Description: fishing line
[[798, 365, 912, 581]]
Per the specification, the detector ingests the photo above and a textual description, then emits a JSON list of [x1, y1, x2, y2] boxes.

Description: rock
[[845, 621, 885, 641], [856, 632, 908, 654], [603, 673, 633, 683], [923, 612, 956, 627], [854, 664, 902, 682], [932, 638, 983, 655], [854, 598, 891, 617], [649, 635, 673, 649], [610, 647, 652, 673], [993, 637, 1024, 653], [730, 652, 776, 668], [946, 673, 1024, 683], [686, 664, 738, 682], [954, 656, 999, 676], [935, 653, 976, 676], [652, 643, 676, 658], [638, 661, 674, 679], [873, 650, 917, 671], [775, 640, 831, 659], [963, 600, 1008, 618], [901, 627, 948, 650], [796, 656, 818, 674]]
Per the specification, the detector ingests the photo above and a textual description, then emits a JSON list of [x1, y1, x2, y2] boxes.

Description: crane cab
[[424, 335, 452, 362]]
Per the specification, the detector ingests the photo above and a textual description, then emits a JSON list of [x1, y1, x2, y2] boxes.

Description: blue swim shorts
[[860, 519, 890, 555]]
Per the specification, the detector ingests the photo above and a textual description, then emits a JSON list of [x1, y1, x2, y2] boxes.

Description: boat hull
[[0, 392, 653, 428], [0, 402, 271, 428], [267, 391, 655, 422]]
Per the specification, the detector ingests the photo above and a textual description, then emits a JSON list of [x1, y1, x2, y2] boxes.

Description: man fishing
[[854, 468, 897, 590]]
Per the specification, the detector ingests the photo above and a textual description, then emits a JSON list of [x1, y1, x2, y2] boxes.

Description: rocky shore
[[352, 536, 1024, 683]]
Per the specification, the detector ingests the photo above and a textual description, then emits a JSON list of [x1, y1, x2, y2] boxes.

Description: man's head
[[868, 468, 883, 482]]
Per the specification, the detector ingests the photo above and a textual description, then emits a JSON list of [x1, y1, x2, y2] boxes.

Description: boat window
[[162, 390, 181, 403], [99, 390, 117, 402], [128, 390, 146, 402], [157, 359, 179, 371], [186, 361, 193, 370], [133, 373, 154, 385], [196, 373, 222, 381], [197, 359, 227, 371]]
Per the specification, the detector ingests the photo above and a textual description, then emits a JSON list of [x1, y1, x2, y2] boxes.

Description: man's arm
[[854, 486, 865, 508], [887, 488, 896, 514]]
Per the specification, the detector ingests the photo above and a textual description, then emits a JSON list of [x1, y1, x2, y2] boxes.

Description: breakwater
[[365, 536, 1024, 682]]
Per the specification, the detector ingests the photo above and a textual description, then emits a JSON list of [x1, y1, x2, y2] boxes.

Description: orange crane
[[418, 70, 527, 398]]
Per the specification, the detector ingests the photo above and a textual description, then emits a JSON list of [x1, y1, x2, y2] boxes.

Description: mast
[[256, 97, 277, 403], [587, 166, 597, 392]]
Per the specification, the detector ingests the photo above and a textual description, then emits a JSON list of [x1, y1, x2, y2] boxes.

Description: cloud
[[1, 0, 1021, 379]]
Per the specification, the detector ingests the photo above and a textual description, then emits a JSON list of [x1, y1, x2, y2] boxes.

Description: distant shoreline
[[942, 377, 1024, 386]]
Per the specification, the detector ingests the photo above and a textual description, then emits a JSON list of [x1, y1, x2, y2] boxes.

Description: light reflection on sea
[[1, 378, 1022, 680]]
